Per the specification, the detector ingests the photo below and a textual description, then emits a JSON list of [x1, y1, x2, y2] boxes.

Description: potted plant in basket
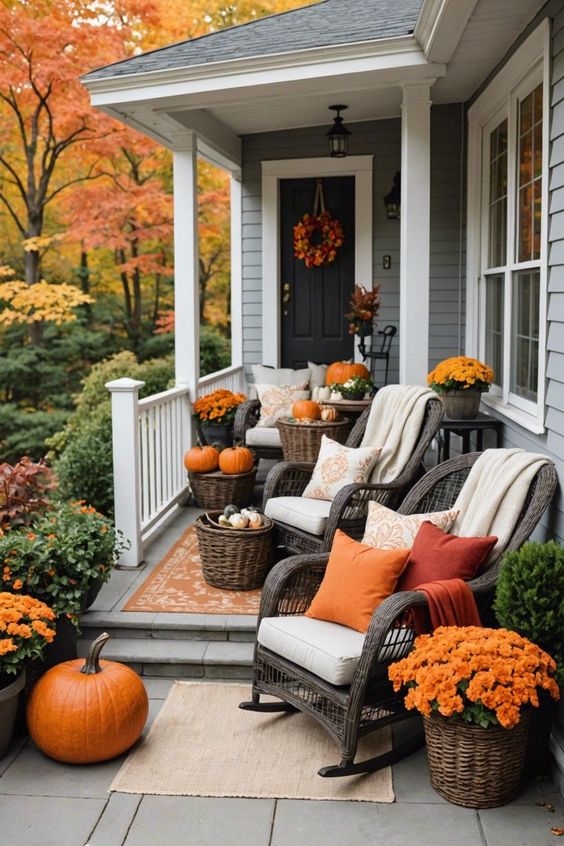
[[0, 501, 128, 664], [193, 389, 247, 449], [0, 591, 56, 757], [330, 375, 374, 401], [389, 626, 560, 809], [427, 356, 494, 419], [494, 541, 564, 773]]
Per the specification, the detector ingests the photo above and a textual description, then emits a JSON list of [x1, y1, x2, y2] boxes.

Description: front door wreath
[[293, 179, 344, 269]]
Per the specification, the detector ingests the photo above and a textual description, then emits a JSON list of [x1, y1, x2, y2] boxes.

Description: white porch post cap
[[105, 377, 146, 392]]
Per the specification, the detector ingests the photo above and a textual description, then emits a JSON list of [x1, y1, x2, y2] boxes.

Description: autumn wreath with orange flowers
[[293, 211, 344, 269]]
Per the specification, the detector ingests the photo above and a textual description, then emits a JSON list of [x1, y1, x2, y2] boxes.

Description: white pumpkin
[[218, 515, 232, 528], [229, 513, 249, 529], [248, 511, 263, 529]]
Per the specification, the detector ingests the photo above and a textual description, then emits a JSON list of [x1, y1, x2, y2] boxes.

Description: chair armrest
[[321, 479, 406, 550], [259, 553, 329, 622], [233, 399, 261, 443], [262, 460, 316, 505]]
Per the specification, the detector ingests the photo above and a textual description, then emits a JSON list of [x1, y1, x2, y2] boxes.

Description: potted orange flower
[[193, 389, 247, 448], [0, 591, 56, 757], [388, 626, 560, 809], [427, 356, 494, 419]]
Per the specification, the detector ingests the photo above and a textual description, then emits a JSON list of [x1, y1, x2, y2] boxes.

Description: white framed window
[[467, 21, 549, 434]]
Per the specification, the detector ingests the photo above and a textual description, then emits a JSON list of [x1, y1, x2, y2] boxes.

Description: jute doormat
[[123, 526, 261, 615], [110, 682, 394, 802]]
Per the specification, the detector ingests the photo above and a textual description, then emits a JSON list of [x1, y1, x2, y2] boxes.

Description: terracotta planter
[[0, 671, 25, 758], [440, 389, 482, 420], [423, 712, 530, 808]]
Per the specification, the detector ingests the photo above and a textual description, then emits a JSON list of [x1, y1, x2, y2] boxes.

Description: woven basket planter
[[423, 711, 531, 808], [194, 511, 273, 590], [188, 468, 257, 511], [277, 418, 350, 463]]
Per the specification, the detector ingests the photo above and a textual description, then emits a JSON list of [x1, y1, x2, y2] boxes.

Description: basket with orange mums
[[388, 626, 560, 808], [193, 389, 247, 427]]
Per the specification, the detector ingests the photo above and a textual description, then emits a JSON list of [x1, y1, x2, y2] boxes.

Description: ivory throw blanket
[[452, 448, 549, 560], [361, 385, 436, 483]]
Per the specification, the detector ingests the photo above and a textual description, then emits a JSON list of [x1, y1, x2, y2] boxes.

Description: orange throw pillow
[[305, 530, 411, 633]]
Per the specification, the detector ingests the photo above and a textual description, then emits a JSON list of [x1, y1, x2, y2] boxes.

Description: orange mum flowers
[[193, 389, 247, 426], [427, 356, 494, 393], [388, 626, 559, 729], [0, 592, 55, 676]]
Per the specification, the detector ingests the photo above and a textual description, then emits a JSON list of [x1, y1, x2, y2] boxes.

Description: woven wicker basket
[[194, 511, 273, 590], [277, 418, 350, 463], [188, 468, 257, 510], [423, 712, 531, 808]]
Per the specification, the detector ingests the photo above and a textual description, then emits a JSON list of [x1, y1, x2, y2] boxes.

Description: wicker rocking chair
[[233, 399, 284, 461], [263, 395, 444, 555], [240, 451, 558, 778]]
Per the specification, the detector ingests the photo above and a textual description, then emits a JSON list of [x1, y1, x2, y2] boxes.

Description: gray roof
[[83, 0, 423, 82]]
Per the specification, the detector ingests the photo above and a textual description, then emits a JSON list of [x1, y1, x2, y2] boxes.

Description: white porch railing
[[106, 365, 246, 567]]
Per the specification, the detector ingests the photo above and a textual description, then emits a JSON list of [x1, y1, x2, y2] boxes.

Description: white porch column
[[399, 82, 432, 385], [173, 134, 200, 395], [106, 377, 145, 567], [230, 175, 243, 375]]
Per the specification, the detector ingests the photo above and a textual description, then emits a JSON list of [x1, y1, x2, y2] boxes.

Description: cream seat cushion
[[258, 615, 414, 686], [264, 496, 333, 535], [245, 426, 282, 448]]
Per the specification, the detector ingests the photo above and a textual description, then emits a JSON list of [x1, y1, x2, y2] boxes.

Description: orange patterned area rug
[[123, 526, 261, 615]]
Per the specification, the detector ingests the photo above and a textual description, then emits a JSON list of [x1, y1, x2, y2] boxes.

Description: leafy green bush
[[200, 325, 231, 376], [494, 541, 564, 685], [0, 405, 69, 463]]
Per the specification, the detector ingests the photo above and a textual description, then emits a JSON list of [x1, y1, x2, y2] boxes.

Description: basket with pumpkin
[[184, 443, 257, 511], [276, 399, 350, 463]]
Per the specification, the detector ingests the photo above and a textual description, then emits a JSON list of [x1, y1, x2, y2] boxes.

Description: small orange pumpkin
[[320, 405, 338, 422], [292, 399, 321, 421], [184, 444, 219, 473], [219, 445, 254, 475], [325, 361, 370, 386], [26, 633, 148, 764]]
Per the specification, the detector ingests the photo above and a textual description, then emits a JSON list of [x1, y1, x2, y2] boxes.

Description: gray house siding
[[240, 105, 465, 384]]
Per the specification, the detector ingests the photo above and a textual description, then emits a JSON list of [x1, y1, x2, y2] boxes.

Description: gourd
[[325, 361, 370, 386], [229, 512, 249, 529], [218, 445, 254, 475], [184, 444, 219, 473], [247, 511, 263, 529], [223, 504, 239, 518], [292, 399, 321, 421], [26, 633, 148, 764], [320, 405, 338, 422]]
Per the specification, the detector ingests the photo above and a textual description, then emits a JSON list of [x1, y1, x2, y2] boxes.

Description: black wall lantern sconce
[[327, 105, 351, 158], [384, 171, 401, 219]]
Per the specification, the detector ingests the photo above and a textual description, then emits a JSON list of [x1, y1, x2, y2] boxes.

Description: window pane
[[511, 270, 540, 400], [518, 83, 543, 262], [485, 274, 504, 385], [488, 120, 508, 267]]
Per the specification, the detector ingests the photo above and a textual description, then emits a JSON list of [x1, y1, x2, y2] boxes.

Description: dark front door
[[280, 176, 355, 368]]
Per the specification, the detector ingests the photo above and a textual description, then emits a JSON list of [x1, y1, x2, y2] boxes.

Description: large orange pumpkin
[[292, 399, 321, 420], [26, 633, 148, 764], [218, 445, 254, 475], [184, 444, 219, 473], [325, 361, 370, 385]]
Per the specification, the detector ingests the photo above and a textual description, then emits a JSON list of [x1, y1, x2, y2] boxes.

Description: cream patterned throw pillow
[[361, 501, 459, 550], [303, 435, 382, 502], [256, 382, 309, 428]]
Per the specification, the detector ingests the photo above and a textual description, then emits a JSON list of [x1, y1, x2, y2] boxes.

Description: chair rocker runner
[[263, 385, 444, 555], [240, 450, 558, 778]]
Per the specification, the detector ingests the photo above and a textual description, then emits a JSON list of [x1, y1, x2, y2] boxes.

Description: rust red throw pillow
[[396, 521, 497, 592], [305, 530, 411, 633]]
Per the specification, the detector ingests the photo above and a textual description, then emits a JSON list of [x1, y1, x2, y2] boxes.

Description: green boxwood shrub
[[494, 540, 564, 685]]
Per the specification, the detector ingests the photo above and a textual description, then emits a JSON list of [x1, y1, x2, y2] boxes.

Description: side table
[[277, 418, 350, 462], [438, 412, 503, 463]]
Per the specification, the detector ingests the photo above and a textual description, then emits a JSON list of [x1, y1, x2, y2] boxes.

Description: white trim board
[[261, 156, 374, 367]]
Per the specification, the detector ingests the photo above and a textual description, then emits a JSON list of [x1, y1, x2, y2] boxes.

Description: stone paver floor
[[1, 686, 562, 846]]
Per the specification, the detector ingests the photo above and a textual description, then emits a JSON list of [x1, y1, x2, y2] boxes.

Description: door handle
[[282, 282, 291, 305]]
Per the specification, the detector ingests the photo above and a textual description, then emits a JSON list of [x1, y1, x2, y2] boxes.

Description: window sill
[[481, 395, 545, 436]]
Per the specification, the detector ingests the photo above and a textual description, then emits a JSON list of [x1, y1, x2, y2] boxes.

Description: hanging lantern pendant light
[[327, 105, 351, 158]]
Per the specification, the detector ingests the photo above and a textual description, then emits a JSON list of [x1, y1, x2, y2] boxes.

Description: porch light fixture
[[327, 105, 351, 158], [384, 172, 401, 219]]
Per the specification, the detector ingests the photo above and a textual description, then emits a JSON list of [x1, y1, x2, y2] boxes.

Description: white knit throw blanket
[[360, 384, 437, 484], [452, 448, 549, 561]]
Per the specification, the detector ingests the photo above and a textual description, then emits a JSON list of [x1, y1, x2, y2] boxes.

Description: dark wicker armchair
[[240, 451, 558, 778], [233, 399, 284, 461], [263, 396, 444, 555]]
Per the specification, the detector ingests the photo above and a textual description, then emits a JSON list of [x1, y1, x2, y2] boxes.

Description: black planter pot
[[341, 391, 365, 401], [524, 691, 558, 776], [81, 577, 105, 612]]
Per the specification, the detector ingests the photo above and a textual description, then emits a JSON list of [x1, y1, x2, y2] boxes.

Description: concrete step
[[77, 635, 254, 680], [79, 610, 257, 643]]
